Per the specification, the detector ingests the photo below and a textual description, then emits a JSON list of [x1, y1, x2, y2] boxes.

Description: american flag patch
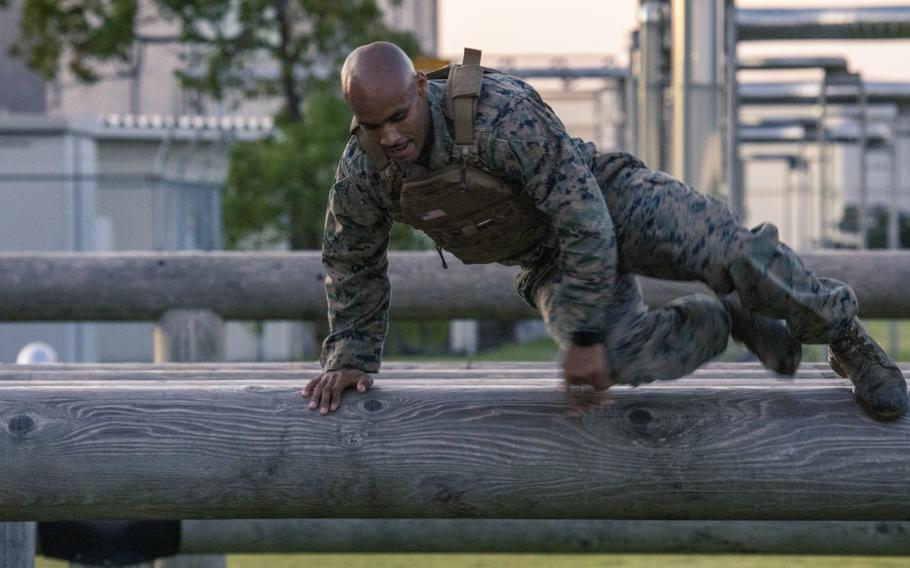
[[420, 209, 447, 221]]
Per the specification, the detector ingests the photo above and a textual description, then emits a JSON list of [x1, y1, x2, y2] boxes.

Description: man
[[303, 41, 907, 420]]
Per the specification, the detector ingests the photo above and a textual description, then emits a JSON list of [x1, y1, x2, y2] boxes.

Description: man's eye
[[361, 124, 378, 131], [391, 113, 406, 123]]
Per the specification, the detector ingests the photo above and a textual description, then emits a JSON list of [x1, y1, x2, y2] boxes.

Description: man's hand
[[562, 343, 615, 413], [302, 368, 373, 415]]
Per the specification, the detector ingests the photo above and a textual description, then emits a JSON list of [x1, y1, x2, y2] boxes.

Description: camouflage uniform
[[321, 72, 857, 384]]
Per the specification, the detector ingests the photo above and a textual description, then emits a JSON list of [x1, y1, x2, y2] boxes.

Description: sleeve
[[484, 95, 618, 344], [319, 158, 393, 372]]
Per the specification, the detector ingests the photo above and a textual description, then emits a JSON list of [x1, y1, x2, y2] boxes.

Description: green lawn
[[32, 554, 910, 567], [387, 320, 910, 365]]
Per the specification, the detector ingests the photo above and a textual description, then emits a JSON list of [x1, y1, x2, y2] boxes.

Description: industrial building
[[0, 1, 908, 362]]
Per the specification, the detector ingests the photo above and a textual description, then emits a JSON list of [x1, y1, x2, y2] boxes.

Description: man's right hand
[[302, 368, 373, 415]]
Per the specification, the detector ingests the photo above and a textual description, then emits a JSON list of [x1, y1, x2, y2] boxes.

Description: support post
[[154, 309, 226, 568], [154, 309, 225, 363], [1, 522, 35, 568]]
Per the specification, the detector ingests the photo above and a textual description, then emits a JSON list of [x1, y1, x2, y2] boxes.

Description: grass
[[386, 320, 910, 365], [33, 554, 910, 567]]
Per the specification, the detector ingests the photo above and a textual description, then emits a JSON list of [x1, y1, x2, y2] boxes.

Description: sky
[[438, 0, 910, 81]]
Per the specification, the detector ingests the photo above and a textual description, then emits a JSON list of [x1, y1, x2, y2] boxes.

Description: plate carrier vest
[[351, 48, 551, 265]]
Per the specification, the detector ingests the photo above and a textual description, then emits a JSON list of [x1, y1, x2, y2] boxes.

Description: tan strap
[[447, 47, 484, 146]]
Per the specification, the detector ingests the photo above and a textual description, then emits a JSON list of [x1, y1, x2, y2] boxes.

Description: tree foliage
[[5, 0, 424, 250]]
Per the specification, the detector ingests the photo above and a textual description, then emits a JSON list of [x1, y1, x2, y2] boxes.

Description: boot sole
[[852, 388, 907, 421]]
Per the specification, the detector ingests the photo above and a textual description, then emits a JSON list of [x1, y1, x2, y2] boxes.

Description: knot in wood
[[628, 408, 653, 426], [340, 431, 365, 449], [362, 399, 385, 413], [8, 414, 35, 436]]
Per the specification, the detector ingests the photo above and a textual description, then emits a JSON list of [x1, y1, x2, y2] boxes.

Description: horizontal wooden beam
[[179, 518, 910, 555], [0, 251, 907, 321], [2, 364, 909, 522]]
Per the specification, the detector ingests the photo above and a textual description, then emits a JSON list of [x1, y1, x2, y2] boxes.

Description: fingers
[[301, 370, 371, 415], [356, 375, 373, 392], [564, 384, 614, 416]]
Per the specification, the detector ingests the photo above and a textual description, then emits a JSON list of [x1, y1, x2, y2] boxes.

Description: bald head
[[340, 42, 432, 164], [341, 42, 416, 105]]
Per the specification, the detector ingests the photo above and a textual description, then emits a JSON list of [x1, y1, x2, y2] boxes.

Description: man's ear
[[415, 71, 428, 97]]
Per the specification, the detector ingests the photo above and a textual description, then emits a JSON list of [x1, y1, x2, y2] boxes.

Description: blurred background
[[0, 0, 908, 364]]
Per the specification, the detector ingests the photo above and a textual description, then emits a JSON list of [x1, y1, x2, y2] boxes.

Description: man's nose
[[379, 123, 402, 147]]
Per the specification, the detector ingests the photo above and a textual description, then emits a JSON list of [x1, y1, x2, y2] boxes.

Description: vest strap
[[447, 48, 484, 146]]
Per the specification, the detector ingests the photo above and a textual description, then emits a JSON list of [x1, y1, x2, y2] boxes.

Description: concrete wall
[[0, 119, 97, 362]]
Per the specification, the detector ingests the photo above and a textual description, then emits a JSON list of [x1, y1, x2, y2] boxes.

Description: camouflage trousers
[[531, 153, 858, 385]]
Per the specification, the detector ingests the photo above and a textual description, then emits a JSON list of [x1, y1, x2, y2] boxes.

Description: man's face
[[349, 72, 430, 164]]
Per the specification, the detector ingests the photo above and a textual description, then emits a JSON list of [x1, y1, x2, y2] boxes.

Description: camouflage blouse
[[321, 73, 620, 371]]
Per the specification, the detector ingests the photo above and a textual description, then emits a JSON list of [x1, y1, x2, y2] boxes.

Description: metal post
[[627, 31, 640, 153], [671, 0, 726, 196], [858, 80, 869, 248], [889, 127, 901, 358], [783, 160, 793, 243], [725, 0, 743, 220], [817, 75, 829, 245], [638, 0, 668, 170]]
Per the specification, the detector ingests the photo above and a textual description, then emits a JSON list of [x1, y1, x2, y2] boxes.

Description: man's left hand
[[562, 343, 615, 412]]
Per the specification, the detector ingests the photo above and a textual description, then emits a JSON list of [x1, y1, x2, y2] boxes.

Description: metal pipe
[[859, 80, 869, 248], [740, 82, 910, 106], [739, 123, 890, 146], [504, 67, 627, 80], [738, 7, 910, 41], [737, 56, 849, 72], [818, 75, 830, 244], [671, 0, 725, 195], [725, 0, 743, 220], [638, 0, 669, 170], [627, 31, 640, 153], [889, 128, 901, 357]]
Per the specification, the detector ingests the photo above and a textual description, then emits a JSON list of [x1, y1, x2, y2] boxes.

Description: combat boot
[[829, 319, 908, 421], [721, 297, 801, 376]]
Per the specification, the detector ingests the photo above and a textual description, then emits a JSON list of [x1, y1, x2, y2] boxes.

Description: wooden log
[[1, 365, 909, 522], [0, 522, 35, 568], [179, 518, 910, 555], [6, 363, 907, 384], [0, 251, 906, 321]]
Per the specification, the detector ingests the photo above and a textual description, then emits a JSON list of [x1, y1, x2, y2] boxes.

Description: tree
[[3, 0, 423, 250]]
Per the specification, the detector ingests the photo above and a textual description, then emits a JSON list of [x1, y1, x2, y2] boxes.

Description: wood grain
[[180, 518, 910, 555], [0, 251, 906, 320], [1, 365, 909, 522]]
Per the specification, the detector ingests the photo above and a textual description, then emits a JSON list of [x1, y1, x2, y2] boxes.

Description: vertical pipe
[[671, 0, 725, 195], [627, 32, 640, 153], [725, 0, 744, 220], [638, 1, 668, 170], [888, 127, 901, 357], [817, 77, 829, 245], [858, 81, 869, 249], [783, 163, 792, 243], [671, 0, 691, 182]]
